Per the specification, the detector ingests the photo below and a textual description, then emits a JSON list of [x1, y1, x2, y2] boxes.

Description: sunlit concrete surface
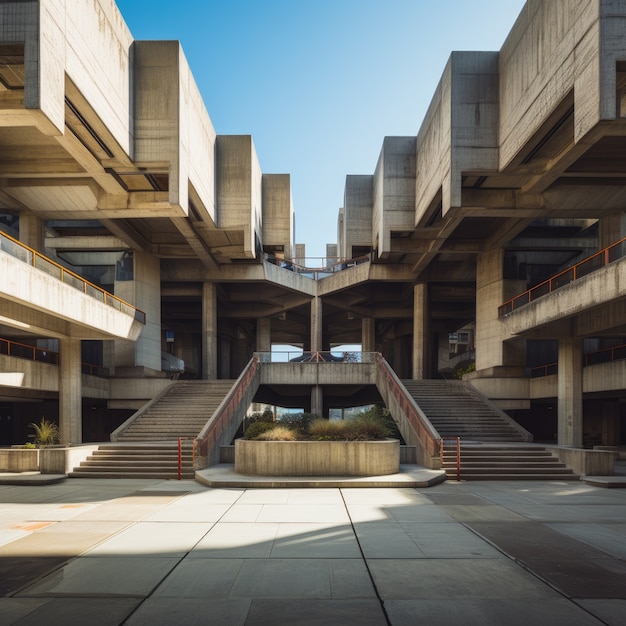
[[0, 478, 624, 625]]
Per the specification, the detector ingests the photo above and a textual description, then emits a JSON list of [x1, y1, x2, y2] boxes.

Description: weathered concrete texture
[[262, 174, 294, 258], [216, 135, 262, 259], [134, 40, 216, 219], [0, 448, 39, 472], [341, 175, 373, 260], [235, 439, 400, 477], [546, 446, 615, 476], [415, 52, 499, 220], [372, 137, 416, 258]]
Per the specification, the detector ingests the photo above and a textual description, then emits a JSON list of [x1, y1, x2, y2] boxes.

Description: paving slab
[[270, 522, 361, 558], [245, 599, 387, 626], [576, 599, 626, 626], [548, 522, 626, 559], [190, 522, 278, 558], [18, 556, 181, 598], [84, 521, 211, 557], [9, 597, 141, 626], [368, 558, 561, 600], [384, 598, 604, 626], [0, 556, 69, 596], [126, 597, 252, 626]]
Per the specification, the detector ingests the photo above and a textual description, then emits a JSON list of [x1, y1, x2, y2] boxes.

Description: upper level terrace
[[0, 230, 145, 341]]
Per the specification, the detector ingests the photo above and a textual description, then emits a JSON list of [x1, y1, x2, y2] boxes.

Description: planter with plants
[[235, 408, 400, 476]]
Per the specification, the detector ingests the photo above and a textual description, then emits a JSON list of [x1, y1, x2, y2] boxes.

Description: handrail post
[[456, 436, 461, 482], [177, 437, 182, 480]]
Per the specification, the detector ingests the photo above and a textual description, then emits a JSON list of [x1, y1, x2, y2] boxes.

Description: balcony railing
[[265, 253, 371, 280], [0, 337, 109, 377], [499, 236, 626, 317], [0, 231, 146, 324], [255, 351, 376, 363], [530, 343, 626, 377]]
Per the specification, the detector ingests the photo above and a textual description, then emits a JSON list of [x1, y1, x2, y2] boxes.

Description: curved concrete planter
[[235, 438, 400, 476]]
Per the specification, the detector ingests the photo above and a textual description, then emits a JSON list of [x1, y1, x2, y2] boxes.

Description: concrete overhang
[[502, 256, 626, 339], [0, 252, 144, 341]]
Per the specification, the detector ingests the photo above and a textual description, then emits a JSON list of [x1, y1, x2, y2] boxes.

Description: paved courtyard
[[0, 477, 625, 625]]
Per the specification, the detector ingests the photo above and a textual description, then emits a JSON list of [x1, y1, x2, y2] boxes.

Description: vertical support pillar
[[412, 283, 429, 379], [475, 248, 526, 372], [311, 386, 323, 417], [362, 317, 375, 353], [59, 338, 82, 444], [311, 296, 322, 352], [19, 213, 44, 252], [558, 337, 583, 447], [202, 282, 217, 379], [256, 318, 271, 354]]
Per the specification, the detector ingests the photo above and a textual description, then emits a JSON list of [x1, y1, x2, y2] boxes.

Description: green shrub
[[278, 412, 317, 435], [347, 414, 392, 440], [256, 426, 298, 441], [28, 418, 60, 447], [308, 419, 349, 440], [455, 362, 476, 379], [244, 421, 275, 439]]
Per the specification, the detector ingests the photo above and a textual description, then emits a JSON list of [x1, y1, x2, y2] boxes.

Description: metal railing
[[499, 235, 626, 316], [256, 350, 376, 363], [375, 354, 440, 460], [0, 230, 146, 324], [196, 356, 260, 458], [265, 253, 371, 280], [530, 342, 626, 377], [0, 336, 109, 376]]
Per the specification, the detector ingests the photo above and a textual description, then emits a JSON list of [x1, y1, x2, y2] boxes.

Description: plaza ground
[[0, 476, 625, 625]]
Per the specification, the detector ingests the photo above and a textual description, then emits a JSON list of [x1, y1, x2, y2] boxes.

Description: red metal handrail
[[197, 356, 259, 457], [0, 337, 109, 376], [530, 342, 626, 377], [499, 235, 626, 316], [375, 354, 439, 458], [0, 230, 146, 323]]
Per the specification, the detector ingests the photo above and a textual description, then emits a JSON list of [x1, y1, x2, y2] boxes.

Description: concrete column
[[599, 212, 626, 248], [202, 282, 218, 379], [412, 283, 429, 379], [59, 337, 82, 444], [362, 318, 375, 353], [311, 296, 322, 352], [311, 386, 323, 417], [114, 251, 162, 372], [19, 213, 44, 252], [256, 318, 271, 353], [557, 337, 583, 447], [475, 248, 526, 371]]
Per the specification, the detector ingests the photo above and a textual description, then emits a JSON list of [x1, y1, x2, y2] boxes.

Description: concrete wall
[[0, 250, 143, 341], [415, 52, 499, 222], [262, 174, 294, 258], [133, 41, 217, 219], [0, 0, 133, 146], [216, 135, 262, 258], [342, 175, 373, 259], [499, 0, 626, 168], [373, 137, 416, 258]]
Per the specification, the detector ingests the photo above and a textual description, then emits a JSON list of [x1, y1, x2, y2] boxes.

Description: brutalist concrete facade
[[0, 0, 625, 450]]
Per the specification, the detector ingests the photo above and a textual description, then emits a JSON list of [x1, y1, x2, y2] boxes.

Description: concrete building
[[0, 0, 624, 455]]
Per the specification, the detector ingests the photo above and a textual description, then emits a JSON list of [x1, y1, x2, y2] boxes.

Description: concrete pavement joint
[[339, 488, 392, 626]]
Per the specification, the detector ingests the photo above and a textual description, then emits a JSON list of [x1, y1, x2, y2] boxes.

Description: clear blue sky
[[115, 0, 526, 260]]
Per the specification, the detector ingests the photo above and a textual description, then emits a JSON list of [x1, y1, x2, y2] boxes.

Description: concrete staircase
[[69, 442, 195, 479], [401, 379, 531, 442], [70, 380, 235, 479], [440, 442, 580, 481], [403, 379, 578, 480]]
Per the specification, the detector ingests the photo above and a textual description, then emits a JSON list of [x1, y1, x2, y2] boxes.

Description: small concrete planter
[[235, 438, 400, 476], [1, 448, 40, 472]]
